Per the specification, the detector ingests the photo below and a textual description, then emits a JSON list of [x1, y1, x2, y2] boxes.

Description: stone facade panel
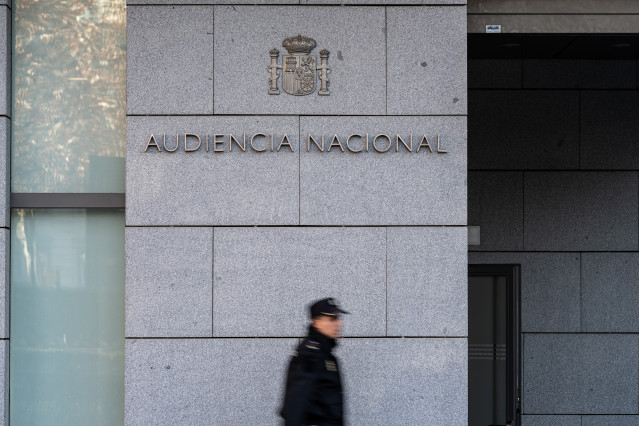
[[125, 338, 295, 425], [214, 6, 386, 115], [523, 334, 639, 414], [524, 172, 639, 251], [581, 91, 639, 169], [213, 227, 386, 337], [582, 253, 639, 332], [469, 252, 581, 333], [468, 171, 523, 251], [126, 116, 300, 226], [127, 6, 214, 115], [125, 227, 213, 337], [341, 338, 467, 424], [387, 6, 467, 115], [468, 90, 579, 170], [387, 227, 467, 336], [300, 116, 467, 225]]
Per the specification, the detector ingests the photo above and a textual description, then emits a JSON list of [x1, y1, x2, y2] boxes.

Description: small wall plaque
[[486, 25, 502, 33]]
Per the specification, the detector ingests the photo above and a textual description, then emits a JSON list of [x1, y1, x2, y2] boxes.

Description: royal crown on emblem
[[267, 35, 330, 96], [282, 35, 317, 55]]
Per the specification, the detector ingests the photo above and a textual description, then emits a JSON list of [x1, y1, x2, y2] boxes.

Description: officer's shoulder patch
[[304, 339, 320, 351]]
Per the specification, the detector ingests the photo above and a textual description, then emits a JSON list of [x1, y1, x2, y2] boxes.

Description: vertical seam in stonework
[[520, 47, 523, 89], [211, 7, 215, 115], [578, 90, 581, 170], [519, 332, 526, 414], [522, 172, 525, 250], [384, 7, 388, 115], [211, 227, 215, 337], [579, 253, 582, 333], [385, 227, 388, 336], [298, 116, 301, 226]]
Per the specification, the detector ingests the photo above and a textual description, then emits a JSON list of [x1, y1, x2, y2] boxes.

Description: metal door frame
[[469, 264, 521, 426]]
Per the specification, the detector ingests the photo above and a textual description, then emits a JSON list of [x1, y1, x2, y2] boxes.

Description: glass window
[[12, 1, 126, 193], [10, 209, 124, 425]]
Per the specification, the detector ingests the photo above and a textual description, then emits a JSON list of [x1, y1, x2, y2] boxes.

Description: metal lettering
[[163, 133, 179, 152], [213, 134, 225, 153], [251, 133, 267, 152], [346, 134, 363, 153], [372, 134, 391, 153], [328, 134, 344, 152], [278, 134, 294, 152], [307, 134, 324, 152], [145, 134, 161, 152], [417, 135, 433, 153], [396, 134, 412, 152], [184, 134, 201, 152], [437, 134, 447, 153], [230, 133, 246, 152]]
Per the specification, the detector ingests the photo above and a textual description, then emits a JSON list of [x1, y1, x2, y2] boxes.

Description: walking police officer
[[280, 298, 348, 426]]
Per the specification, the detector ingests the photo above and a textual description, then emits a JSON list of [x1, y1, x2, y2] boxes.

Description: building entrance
[[468, 265, 521, 426]]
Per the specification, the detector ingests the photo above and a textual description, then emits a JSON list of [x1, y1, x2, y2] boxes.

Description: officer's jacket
[[280, 325, 344, 426]]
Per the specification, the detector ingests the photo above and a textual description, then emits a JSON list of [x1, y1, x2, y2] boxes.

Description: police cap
[[309, 298, 349, 318]]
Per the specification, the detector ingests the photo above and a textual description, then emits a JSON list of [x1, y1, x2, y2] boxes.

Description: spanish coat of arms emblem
[[268, 35, 330, 96]]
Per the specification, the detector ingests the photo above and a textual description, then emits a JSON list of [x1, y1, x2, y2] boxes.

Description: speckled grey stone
[[469, 252, 581, 332], [521, 415, 581, 426], [300, 116, 466, 225], [126, 116, 299, 226], [523, 334, 639, 414], [581, 91, 639, 169], [582, 253, 639, 332], [213, 227, 386, 337], [387, 7, 467, 115], [0, 340, 6, 426], [304, 0, 465, 3], [125, 227, 213, 337], [340, 338, 467, 424], [125, 338, 295, 425], [387, 227, 467, 336], [582, 416, 639, 426], [524, 172, 638, 251], [0, 230, 7, 339], [468, 171, 523, 251], [214, 6, 385, 115], [469, 59, 522, 89], [127, 6, 213, 115], [0, 119, 8, 228], [468, 91, 579, 169], [468, 1, 639, 13], [0, 8, 8, 117], [129, 0, 296, 3], [524, 60, 636, 89]]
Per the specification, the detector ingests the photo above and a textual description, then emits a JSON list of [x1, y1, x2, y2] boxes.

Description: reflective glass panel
[[10, 209, 124, 425], [12, 1, 126, 193]]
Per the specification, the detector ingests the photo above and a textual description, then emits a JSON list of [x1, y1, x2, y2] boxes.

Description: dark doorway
[[468, 265, 521, 426]]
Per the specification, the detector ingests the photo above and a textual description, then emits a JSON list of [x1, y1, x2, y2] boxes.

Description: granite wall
[[125, 1, 467, 424], [0, 2, 8, 425], [469, 57, 639, 425]]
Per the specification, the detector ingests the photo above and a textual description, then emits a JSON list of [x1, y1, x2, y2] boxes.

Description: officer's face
[[312, 315, 343, 339]]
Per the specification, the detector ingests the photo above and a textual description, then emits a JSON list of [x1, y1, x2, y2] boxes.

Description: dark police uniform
[[280, 298, 347, 426]]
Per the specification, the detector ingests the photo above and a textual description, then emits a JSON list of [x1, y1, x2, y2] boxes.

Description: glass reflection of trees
[[13, 0, 126, 193]]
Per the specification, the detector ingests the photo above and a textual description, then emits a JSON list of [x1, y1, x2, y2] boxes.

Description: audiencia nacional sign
[[143, 34, 450, 155], [144, 133, 449, 154]]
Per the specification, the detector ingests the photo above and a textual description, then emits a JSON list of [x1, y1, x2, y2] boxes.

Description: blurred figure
[[280, 298, 348, 426]]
